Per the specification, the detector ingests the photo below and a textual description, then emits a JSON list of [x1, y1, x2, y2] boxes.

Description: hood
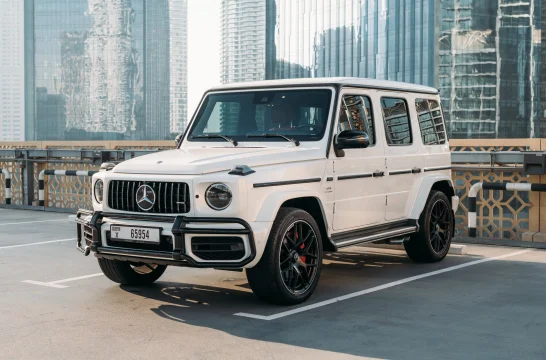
[[112, 146, 324, 175]]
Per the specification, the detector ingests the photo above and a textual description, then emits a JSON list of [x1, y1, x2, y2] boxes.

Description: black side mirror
[[175, 134, 183, 147], [334, 130, 370, 157], [336, 130, 370, 149]]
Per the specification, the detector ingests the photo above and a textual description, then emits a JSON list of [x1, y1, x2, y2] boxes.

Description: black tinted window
[[381, 97, 412, 145], [415, 99, 447, 145]]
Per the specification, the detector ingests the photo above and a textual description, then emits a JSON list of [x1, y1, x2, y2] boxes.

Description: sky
[[187, 0, 221, 120]]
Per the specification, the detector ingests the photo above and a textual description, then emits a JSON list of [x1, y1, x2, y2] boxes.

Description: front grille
[[106, 231, 174, 252], [191, 237, 245, 261], [108, 181, 190, 214]]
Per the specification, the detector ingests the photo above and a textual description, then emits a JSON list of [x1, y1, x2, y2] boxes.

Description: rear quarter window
[[381, 97, 412, 146], [415, 99, 447, 145]]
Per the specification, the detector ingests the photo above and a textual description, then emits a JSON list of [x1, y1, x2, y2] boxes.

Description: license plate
[[110, 225, 160, 244]]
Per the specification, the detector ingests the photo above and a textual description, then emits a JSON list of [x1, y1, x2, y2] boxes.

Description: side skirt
[[331, 220, 418, 249]]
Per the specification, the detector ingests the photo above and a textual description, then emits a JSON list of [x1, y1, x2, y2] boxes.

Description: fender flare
[[255, 189, 329, 224], [409, 175, 455, 220]]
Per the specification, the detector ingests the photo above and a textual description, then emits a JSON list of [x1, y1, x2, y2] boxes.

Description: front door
[[332, 91, 387, 231]]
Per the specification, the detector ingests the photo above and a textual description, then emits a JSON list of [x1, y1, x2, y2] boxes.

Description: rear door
[[381, 95, 425, 221], [332, 90, 387, 231]]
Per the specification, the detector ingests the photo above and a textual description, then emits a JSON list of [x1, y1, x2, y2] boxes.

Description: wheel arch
[[409, 176, 455, 220], [280, 197, 337, 252]]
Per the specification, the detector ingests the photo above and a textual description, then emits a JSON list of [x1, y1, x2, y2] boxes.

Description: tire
[[246, 207, 323, 305], [98, 258, 167, 286], [404, 190, 453, 263]]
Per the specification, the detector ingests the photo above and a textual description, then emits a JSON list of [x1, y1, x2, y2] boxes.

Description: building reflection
[[265, 0, 543, 139], [25, 0, 187, 141]]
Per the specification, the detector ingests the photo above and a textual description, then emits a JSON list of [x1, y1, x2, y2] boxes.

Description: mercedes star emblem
[[136, 184, 156, 211]]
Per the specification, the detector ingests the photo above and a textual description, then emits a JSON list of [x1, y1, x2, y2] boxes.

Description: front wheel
[[404, 190, 453, 263], [246, 207, 323, 305], [98, 258, 167, 285]]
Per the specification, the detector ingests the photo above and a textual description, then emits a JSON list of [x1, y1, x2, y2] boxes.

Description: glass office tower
[[440, 0, 541, 139], [24, 0, 187, 141], [266, 0, 437, 86], [265, 0, 545, 139]]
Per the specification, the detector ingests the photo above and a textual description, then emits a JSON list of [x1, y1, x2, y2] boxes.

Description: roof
[[209, 77, 439, 95]]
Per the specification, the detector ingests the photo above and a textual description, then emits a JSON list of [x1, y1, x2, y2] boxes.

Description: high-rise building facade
[[264, 0, 545, 139], [267, 0, 437, 85], [24, 0, 187, 141], [440, 0, 541, 139], [220, 0, 266, 84], [0, 0, 25, 141]]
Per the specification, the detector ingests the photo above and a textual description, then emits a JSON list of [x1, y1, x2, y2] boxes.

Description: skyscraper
[[220, 0, 266, 84], [440, 0, 541, 139], [24, 0, 187, 141], [263, 0, 544, 139], [0, 0, 25, 141]]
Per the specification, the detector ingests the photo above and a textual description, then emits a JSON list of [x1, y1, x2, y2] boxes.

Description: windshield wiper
[[246, 133, 300, 146], [191, 134, 238, 146]]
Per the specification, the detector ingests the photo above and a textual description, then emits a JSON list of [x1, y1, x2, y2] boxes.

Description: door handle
[[411, 167, 422, 174], [373, 171, 385, 177]]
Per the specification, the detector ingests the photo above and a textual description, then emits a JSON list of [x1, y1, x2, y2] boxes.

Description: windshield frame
[[182, 86, 336, 147]]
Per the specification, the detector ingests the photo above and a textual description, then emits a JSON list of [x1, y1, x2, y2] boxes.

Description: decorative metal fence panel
[[450, 139, 541, 241], [0, 161, 23, 205]]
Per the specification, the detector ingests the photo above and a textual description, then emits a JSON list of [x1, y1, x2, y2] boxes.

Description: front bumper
[[75, 209, 257, 268]]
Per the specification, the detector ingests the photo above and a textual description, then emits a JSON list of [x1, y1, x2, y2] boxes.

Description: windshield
[[187, 89, 332, 144]]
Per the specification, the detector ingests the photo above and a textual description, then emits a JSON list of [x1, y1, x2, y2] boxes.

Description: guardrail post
[[1, 168, 11, 205], [39, 170, 98, 208], [23, 156, 35, 206], [468, 182, 546, 238]]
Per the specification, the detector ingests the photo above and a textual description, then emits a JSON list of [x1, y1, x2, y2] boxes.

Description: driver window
[[338, 95, 375, 145]]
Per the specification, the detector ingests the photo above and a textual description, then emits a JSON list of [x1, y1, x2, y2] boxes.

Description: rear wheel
[[98, 258, 167, 285], [246, 207, 323, 305], [404, 190, 453, 263]]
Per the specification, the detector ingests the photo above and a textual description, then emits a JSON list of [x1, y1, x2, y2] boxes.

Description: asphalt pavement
[[1, 208, 545, 360]]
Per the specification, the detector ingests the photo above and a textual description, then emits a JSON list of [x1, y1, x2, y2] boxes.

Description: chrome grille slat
[[121, 181, 125, 210], [183, 182, 187, 212], [108, 180, 189, 214], [154, 183, 161, 212], [177, 183, 180, 213], [164, 182, 168, 213]]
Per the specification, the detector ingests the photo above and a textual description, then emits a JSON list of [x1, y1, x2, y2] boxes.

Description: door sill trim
[[333, 226, 417, 248]]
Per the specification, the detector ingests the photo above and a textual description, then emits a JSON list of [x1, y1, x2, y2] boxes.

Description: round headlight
[[205, 183, 232, 210], [94, 179, 104, 204]]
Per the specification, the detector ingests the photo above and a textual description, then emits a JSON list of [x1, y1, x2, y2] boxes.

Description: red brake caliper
[[299, 236, 306, 263]]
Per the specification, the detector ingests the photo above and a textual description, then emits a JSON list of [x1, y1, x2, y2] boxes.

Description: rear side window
[[339, 95, 375, 145], [381, 97, 412, 145], [415, 99, 446, 145]]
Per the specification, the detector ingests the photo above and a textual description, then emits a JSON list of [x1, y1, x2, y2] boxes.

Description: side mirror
[[175, 134, 183, 147], [334, 130, 370, 157], [336, 130, 370, 149]]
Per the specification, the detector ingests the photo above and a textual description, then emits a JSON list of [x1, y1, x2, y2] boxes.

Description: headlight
[[94, 179, 104, 204], [205, 183, 232, 210]]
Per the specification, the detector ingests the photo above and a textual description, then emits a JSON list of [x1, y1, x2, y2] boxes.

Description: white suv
[[76, 78, 459, 305]]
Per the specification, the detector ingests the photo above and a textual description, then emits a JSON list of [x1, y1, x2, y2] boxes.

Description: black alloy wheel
[[279, 220, 320, 295], [404, 190, 453, 263], [429, 198, 452, 255], [246, 207, 324, 305]]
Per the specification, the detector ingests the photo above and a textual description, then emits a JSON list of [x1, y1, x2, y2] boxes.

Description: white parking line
[[234, 248, 532, 321], [22, 273, 103, 289], [0, 238, 76, 249], [0, 219, 69, 226]]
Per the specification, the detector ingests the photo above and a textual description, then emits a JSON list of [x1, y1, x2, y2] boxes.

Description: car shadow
[[119, 248, 487, 358]]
